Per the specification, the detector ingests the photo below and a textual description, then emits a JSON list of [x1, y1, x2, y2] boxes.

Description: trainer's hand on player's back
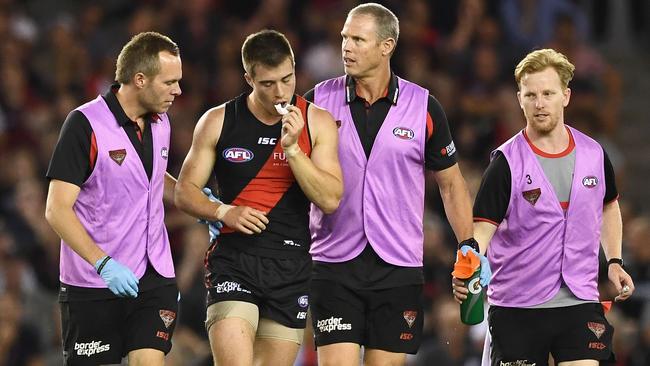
[[222, 205, 269, 235], [94, 256, 139, 298]]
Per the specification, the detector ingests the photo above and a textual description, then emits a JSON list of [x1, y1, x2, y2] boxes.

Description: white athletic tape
[[215, 204, 234, 221], [284, 144, 302, 158]]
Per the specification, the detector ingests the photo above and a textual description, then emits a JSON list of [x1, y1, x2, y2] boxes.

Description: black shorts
[[60, 283, 179, 365], [310, 279, 423, 354], [488, 303, 615, 366], [205, 244, 311, 329]]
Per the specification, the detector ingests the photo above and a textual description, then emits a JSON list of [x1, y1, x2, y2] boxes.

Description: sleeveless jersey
[[213, 93, 313, 257]]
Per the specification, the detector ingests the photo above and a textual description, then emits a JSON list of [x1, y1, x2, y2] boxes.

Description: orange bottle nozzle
[[451, 249, 481, 279]]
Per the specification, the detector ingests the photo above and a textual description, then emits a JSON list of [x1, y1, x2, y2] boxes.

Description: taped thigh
[[256, 318, 304, 344], [205, 301, 259, 332]]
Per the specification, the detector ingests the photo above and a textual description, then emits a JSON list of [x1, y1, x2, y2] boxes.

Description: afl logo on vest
[[223, 147, 254, 163], [582, 176, 598, 188], [392, 127, 415, 140]]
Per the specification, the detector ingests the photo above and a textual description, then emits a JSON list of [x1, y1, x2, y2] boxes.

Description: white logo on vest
[[582, 176, 598, 188]]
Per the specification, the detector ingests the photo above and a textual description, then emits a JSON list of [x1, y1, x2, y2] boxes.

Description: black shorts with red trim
[[60, 283, 179, 365], [205, 244, 312, 329], [488, 303, 615, 366], [310, 279, 424, 354]]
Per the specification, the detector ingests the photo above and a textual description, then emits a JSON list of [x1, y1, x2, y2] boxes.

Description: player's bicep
[[309, 107, 342, 180], [177, 107, 225, 188]]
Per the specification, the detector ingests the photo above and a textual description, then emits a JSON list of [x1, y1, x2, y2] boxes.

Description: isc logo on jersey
[[258, 137, 277, 145], [223, 147, 254, 163], [393, 127, 415, 140]]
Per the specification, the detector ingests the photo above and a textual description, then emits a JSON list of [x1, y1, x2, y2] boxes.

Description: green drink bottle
[[452, 250, 485, 325]]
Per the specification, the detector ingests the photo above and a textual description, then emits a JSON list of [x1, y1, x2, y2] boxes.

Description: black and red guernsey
[[213, 93, 313, 257]]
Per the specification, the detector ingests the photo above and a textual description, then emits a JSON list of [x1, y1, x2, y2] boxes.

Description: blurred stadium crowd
[[0, 0, 648, 365]]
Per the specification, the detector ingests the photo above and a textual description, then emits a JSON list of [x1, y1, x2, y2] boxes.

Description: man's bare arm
[[285, 105, 343, 214], [174, 106, 268, 234], [432, 164, 474, 242], [601, 199, 634, 301], [45, 180, 107, 266], [163, 172, 177, 205]]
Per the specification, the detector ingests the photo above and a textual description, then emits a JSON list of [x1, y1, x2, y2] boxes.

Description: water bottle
[[452, 250, 485, 325]]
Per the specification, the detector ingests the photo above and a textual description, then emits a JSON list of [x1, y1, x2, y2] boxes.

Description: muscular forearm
[[286, 150, 342, 214], [45, 205, 106, 266], [174, 181, 221, 221], [601, 200, 623, 260], [439, 172, 473, 242]]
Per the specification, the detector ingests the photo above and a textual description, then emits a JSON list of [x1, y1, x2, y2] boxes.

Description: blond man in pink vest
[[453, 49, 635, 366]]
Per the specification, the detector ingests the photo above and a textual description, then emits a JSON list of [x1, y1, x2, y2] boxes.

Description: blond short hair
[[514, 49, 575, 89]]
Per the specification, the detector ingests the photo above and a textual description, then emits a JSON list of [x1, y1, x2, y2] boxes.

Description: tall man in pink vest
[[304, 3, 480, 365], [453, 49, 635, 365], [45, 32, 183, 365]]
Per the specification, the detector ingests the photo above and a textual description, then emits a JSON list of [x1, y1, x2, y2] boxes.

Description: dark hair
[[115, 32, 179, 84], [241, 29, 294, 77]]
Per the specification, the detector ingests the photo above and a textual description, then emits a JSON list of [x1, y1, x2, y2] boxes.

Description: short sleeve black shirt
[[46, 84, 156, 185], [305, 74, 458, 288], [305, 74, 458, 171], [46, 84, 173, 301]]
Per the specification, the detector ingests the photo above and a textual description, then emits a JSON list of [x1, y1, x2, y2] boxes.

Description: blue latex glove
[[460, 245, 492, 287], [198, 187, 223, 243], [94, 256, 139, 297]]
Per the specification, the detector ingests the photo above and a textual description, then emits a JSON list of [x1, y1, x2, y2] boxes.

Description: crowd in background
[[0, 0, 648, 365]]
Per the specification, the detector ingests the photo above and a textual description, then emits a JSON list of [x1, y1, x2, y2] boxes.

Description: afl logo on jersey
[[393, 127, 415, 140], [223, 148, 254, 163], [582, 176, 598, 188]]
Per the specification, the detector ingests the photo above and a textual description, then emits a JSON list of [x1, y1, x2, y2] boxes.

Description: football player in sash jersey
[[174, 30, 343, 366]]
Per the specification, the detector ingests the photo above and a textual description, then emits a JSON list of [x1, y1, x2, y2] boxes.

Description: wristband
[[458, 238, 480, 253], [284, 144, 302, 158], [214, 204, 234, 221], [607, 258, 624, 268], [96, 255, 112, 275]]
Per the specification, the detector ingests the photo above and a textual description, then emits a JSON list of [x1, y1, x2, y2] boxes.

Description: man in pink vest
[[305, 3, 481, 365], [453, 49, 635, 365], [45, 32, 182, 365]]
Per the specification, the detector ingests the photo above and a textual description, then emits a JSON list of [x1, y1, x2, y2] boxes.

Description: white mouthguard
[[274, 103, 290, 115]]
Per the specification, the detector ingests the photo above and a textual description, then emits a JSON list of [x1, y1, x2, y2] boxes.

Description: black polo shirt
[[305, 74, 457, 169], [47, 84, 155, 185], [47, 84, 174, 301], [304, 73, 458, 289]]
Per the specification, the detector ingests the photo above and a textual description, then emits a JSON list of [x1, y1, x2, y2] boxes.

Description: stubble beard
[[529, 114, 559, 136]]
